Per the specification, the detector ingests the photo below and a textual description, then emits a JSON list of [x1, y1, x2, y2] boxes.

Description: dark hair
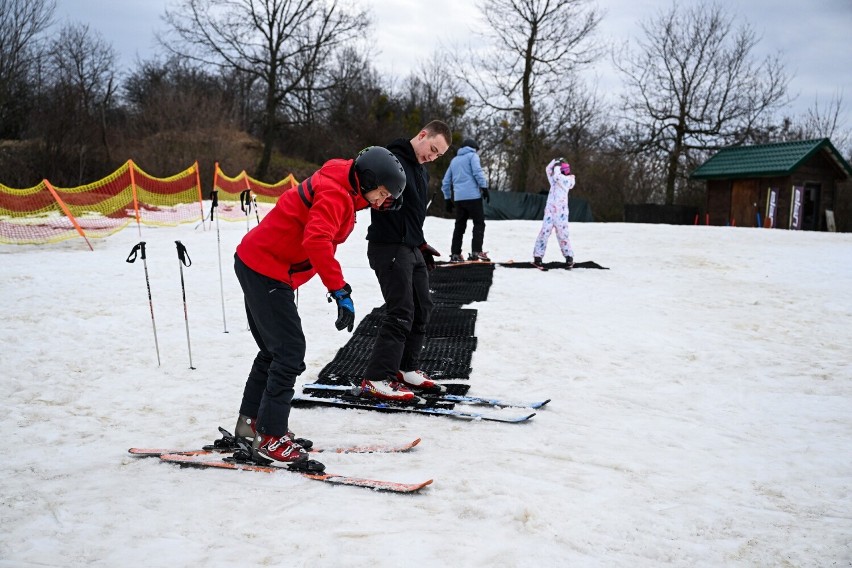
[[422, 120, 452, 147], [462, 138, 479, 150]]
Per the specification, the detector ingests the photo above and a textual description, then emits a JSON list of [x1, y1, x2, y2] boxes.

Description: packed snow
[[1, 212, 851, 567]]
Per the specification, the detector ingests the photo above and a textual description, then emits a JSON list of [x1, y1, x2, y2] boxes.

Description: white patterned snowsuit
[[533, 160, 574, 259]]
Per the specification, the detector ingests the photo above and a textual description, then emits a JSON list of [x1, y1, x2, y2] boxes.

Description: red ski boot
[[396, 370, 440, 391], [236, 415, 313, 450], [360, 379, 415, 402], [252, 432, 309, 463]]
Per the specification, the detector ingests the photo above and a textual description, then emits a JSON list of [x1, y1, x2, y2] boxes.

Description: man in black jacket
[[360, 120, 452, 401]]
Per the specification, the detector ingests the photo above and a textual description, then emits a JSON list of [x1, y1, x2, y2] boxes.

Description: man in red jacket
[[232, 146, 405, 466]]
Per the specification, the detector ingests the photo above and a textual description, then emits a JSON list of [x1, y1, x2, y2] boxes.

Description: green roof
[[691, 138, 852, 180]]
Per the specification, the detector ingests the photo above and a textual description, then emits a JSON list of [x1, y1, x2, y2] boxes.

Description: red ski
[[129, 437, 421, 457], [436, 260, 495, 268], [158, 453, 433, 493]]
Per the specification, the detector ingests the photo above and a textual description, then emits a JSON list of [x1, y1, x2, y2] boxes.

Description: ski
[[129, 429, 421, 457], [499, 260, 548, 271], [130, 438, 420, 458], [130, 448, 213, 457], [292, 395, 536, 423], [436, 260, 495, 268], [432, 394, 549, 409], [498, 260, 608, 270], [303, 383, 550, 409], [157, 453, 432, 493]]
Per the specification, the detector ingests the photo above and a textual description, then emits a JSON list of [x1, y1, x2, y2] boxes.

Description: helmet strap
[[348, 165, 362, 196]]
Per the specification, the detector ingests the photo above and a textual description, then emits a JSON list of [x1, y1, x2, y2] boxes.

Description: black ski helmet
[[354, 146, 406, 199]]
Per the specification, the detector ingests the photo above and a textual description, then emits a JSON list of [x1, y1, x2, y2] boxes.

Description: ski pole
[[126, 241, 161, 366], [240, 189, 251, 233], [174, 240, 196, 370], [252, 193, 261, 225], [210, 190, 228, 333], [239, 190, 253, 332], [195, 191, 216, 230]]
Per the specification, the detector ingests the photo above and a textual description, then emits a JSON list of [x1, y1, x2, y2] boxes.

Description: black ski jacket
[[366, 138, 429, 247]]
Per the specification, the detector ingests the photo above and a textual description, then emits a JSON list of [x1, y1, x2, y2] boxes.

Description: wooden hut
[[691, 138, 852, 230]]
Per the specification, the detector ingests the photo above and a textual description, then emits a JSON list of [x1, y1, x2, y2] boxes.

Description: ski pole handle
[[126, 241, 147, 263], [175, 240, 192, 267], [206, 190, 219, 222]]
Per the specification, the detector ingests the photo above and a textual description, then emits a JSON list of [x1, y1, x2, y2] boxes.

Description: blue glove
[[328, 284, 354, 332]]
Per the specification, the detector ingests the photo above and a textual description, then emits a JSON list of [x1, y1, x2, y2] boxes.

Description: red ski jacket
[[236, 158, 369, 291]]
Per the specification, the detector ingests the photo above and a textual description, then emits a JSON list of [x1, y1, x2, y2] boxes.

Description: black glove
[[445, 199, 454, 213], [328, 283, 354, 332], [419, 243, 441, 272], [481, 188, 490, 203]]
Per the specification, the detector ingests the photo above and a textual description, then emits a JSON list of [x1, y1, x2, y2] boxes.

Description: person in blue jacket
[[440, 139, 490, 262]]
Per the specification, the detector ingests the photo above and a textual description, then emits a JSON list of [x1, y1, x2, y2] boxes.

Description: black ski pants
[[451, 198, 486, 255], [364, 242, 433, 380], [234, 254, 306, 437]]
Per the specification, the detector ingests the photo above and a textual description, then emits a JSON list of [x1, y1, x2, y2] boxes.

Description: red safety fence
[[1, 160, 204, 247], [1, 160, 302, 247], [211, 162, 298, 222]]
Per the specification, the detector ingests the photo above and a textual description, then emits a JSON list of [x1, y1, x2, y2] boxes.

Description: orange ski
[[158, 453, 433, 493]]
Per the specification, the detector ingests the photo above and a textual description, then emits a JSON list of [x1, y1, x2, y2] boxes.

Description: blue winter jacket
[[441, 146, 488, 202]]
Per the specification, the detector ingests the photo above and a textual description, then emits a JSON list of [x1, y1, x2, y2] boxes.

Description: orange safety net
[[130, 160, 205, 227], [211, 163, 298, 222], [0, 160, 204, 246]]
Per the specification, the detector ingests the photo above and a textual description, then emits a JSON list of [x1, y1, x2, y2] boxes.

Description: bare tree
[[31, 23, 118, 183], [119, 57, 252, 179], [0, 0, 55, 138], [123, 57, 237, 134], [282, 40, 378, 159], [802, 92, 850, 152], [162, 0, 369, 179], [615, 3, 788, 205], [457, 0, 601, 192], [52, 24, 117, 132], [407, 53, 463, 125]]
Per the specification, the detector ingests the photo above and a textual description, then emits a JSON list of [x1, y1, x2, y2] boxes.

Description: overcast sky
[[55, 0, 852, 121]]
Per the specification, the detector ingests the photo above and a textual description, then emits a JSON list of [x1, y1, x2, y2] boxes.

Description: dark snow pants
[[234, 254, 306, 436], [363, 242, 433, 380], [451, 198, 486, 254]]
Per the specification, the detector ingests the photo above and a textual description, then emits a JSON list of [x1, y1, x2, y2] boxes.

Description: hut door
[[802, 183, 821, 230], [731, 180, 759, 227]]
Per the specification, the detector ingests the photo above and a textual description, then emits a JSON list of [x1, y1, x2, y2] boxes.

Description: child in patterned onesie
[[533, 158, 575, 268]]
